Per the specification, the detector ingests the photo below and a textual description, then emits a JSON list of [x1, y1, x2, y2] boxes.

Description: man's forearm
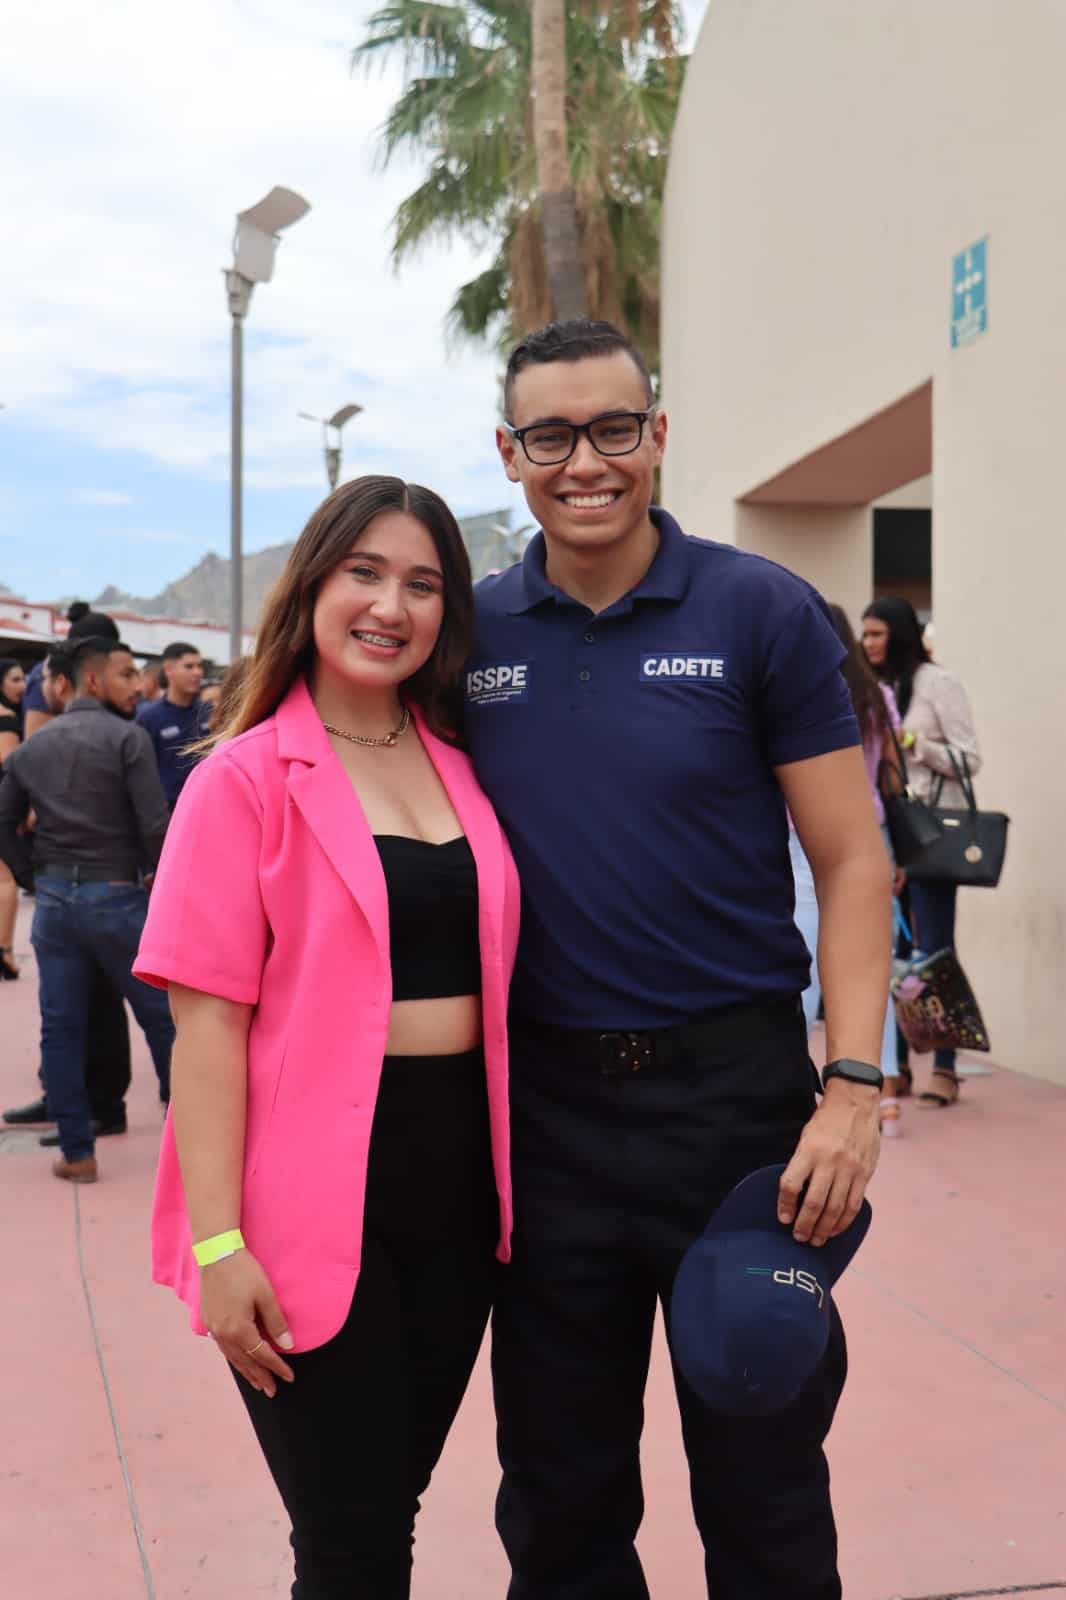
[[816, 851, 892, 1068]]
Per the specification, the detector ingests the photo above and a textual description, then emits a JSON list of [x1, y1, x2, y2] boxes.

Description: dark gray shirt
[[0, 697, 170, 888]]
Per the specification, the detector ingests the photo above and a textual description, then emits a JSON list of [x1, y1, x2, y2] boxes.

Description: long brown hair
[[205, 476, 473, 749], [860, 595, 931, 718], [828, 603, 891, 744]]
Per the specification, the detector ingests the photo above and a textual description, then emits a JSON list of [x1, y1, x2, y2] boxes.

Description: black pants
[[494, 1000, 847, 1600], [234, 1050, 498, 1600]]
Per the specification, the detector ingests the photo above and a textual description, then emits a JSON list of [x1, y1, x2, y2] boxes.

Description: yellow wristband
[[193, 1228, 245, 1267]]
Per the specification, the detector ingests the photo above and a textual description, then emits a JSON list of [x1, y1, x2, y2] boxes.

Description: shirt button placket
[[574, 621, 596, 704]]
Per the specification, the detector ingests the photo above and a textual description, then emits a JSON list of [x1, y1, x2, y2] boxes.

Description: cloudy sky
[[1, 0, 707, 604]]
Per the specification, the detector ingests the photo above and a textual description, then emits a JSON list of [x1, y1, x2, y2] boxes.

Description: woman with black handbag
[[791, 608, 909, 1132], [862, 597, 981, 1107]]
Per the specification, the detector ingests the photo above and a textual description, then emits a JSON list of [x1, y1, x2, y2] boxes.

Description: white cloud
[[68, 489, 135, 506], [0, 0, 510, 512], [2, 0, 708, 592], [95, 527, 195, 545]]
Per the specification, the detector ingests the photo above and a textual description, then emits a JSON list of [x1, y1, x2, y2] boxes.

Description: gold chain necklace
[[322, 706, 411, 748]]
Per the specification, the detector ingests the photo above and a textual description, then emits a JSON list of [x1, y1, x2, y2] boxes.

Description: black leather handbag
[[906, 750, 1009, 888], [878, 732, 945, 867]]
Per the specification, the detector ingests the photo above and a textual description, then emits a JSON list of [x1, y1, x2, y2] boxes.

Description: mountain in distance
[[94, 511, 526, 630], [96, 543, 293, 631]]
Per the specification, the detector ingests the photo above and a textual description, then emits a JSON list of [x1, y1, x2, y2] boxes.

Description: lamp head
[[328, 403, 363, 431], [232, 186, 310, 284]]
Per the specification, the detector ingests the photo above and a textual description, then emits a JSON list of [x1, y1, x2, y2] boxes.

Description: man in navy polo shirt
[[466, 321, 892, 1600], [136, 640, 204, 809]]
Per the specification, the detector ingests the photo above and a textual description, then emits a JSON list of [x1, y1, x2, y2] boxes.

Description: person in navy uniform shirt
[[136, 641, 205, 809], [466, 321, 892, 1600]]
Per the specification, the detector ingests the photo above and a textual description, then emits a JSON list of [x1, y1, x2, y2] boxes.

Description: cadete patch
[[639, 653, 727, 682]]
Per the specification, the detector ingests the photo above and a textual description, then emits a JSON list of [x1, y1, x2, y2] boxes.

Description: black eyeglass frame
[[502, 407, 658, 466]]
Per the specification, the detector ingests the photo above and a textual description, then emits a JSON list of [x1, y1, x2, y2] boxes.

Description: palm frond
[[378, 69, 519, 173], [353, 2, 474, 79], [644, 0, 683, 53], [445, 256, 511, 348], [392, 162, 504, 260], [353, 0, 688, 365]]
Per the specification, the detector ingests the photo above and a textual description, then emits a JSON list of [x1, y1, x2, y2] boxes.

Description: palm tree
[[531, 0, 586, 321], [353, 0, 685, 372]]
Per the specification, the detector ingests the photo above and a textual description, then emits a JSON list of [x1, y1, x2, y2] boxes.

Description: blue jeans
[[32, 879, 175, 1161], [789, 832, 822, 1033], [790, 830, 898, 1078], [907, 876, 959, 1073]]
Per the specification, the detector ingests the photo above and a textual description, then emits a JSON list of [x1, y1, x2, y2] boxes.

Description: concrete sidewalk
[[2, 893, 1064, 1600]]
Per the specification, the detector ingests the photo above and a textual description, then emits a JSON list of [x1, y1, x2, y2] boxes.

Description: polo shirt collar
[[508, 506, 690, 614], [66, 695, 108, 714]]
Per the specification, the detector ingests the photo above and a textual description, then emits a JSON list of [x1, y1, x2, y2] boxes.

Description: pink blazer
[[134, 676, 519, 1351]]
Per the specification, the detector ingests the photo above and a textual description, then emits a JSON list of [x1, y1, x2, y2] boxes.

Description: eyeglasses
[[503, 408, 657, 466]]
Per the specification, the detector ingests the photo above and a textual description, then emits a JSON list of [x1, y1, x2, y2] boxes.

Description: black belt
[[511, 997, 801, 1079], [36, 862, 139, 884]]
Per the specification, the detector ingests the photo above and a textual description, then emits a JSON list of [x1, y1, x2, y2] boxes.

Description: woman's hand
[[200, 1249, 295, 1397]]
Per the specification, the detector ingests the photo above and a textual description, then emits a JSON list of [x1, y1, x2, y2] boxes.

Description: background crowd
[[0, 576, 982, 1172], [0, 602, 243, 1175], [789, 595, 981, 1136]]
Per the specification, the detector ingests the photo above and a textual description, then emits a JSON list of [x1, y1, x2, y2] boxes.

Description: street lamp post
[[225, 186, 310, 662], [297, 403, 364, 490]]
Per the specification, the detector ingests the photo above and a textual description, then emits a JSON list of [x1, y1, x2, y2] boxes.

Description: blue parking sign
[[952, 239, 988, 348]]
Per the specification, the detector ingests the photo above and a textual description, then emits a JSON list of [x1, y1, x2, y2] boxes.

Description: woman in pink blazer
[[134, 476, 520, 1599]]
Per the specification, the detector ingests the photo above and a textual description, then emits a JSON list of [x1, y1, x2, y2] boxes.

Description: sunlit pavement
[[3, 892, 1064, 1600]]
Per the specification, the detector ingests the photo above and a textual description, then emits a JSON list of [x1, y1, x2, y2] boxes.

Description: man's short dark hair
[[65, 600, 90, 624], [68, 610, 120, 643], [503, 320, 654, 419], [69, 636, 130, 688], [46, 647, 74, 682], [162, 641, 200, 662]]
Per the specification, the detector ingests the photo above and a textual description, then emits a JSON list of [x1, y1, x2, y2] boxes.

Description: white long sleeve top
[[902, 661, 981, 808]]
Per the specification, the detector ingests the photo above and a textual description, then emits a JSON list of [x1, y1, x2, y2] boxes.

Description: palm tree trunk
[[530, 0, 586, 322]]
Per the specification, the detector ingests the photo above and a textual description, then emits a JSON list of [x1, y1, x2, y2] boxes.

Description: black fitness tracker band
[[822, 1058, 885, 1091]]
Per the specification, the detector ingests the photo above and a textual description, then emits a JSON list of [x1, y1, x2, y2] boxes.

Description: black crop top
[[374, 834, 481, 1000]]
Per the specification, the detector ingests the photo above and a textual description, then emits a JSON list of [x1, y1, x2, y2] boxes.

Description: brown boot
[[52, 1155, 98, 1184]]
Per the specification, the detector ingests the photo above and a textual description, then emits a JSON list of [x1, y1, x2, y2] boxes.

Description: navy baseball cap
[[670, 1164, 872, 1416]]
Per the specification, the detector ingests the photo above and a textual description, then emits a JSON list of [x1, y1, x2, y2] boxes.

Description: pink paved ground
[[2, 893, 1064, 1599]]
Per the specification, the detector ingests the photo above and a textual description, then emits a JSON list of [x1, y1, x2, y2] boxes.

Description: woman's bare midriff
[[384, 993, 483, 1057]]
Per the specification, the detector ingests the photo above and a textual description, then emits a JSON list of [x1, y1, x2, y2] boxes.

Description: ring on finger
[[245, 1338, 266, 1356]]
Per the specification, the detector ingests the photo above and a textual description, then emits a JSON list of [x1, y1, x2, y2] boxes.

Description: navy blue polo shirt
[[135, 695, 204, 808], [465, 508, 859, 1029]]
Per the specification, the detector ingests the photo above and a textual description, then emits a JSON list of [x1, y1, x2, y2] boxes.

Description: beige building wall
[[661, 0, 1066, 1082]]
